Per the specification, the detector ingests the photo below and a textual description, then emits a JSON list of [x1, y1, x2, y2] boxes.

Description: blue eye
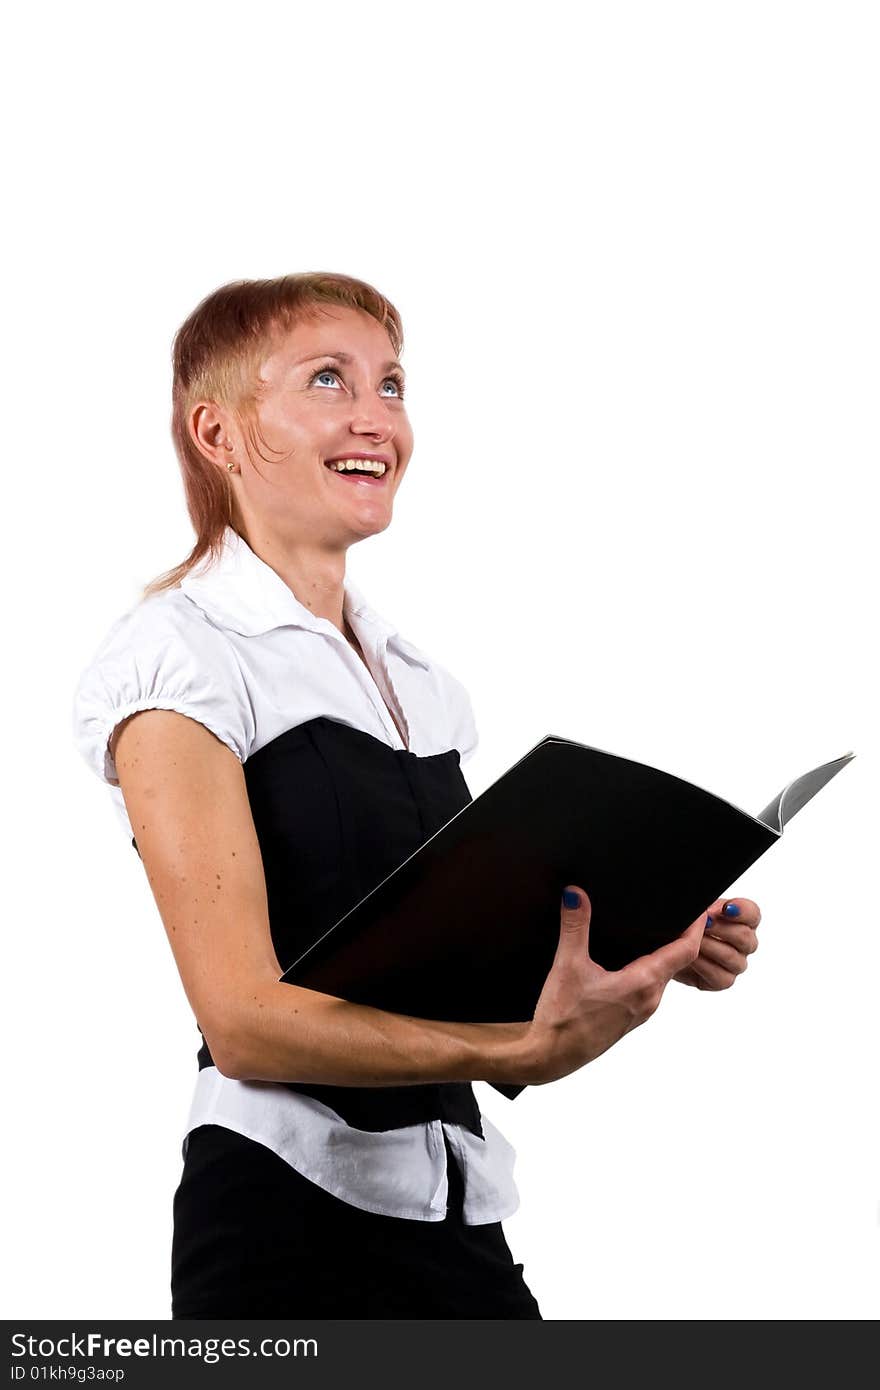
[[309, 363, 406, 399]]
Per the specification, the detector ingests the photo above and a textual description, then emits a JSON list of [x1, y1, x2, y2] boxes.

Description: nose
[[349, 394, 396, 442]]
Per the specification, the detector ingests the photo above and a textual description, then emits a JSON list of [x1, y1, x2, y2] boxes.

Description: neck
[[235, 522, 349, 636]]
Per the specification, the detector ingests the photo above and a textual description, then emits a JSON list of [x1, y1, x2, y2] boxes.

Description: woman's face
[[219, 304, 413, 551]]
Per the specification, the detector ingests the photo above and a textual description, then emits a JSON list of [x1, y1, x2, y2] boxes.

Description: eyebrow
[[295, 351, 405, 378]]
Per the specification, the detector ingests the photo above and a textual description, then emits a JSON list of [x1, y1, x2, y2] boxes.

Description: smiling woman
[[144, 273, 414, 604], [202, 304, 411, 565], [71, 272, 545, 1319], [71, 270, 738, 1319]]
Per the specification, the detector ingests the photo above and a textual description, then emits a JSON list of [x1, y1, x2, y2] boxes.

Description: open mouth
[[324, 461, 389, 487]]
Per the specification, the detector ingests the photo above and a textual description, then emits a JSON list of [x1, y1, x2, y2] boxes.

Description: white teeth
[[327, 458, 387, 476]]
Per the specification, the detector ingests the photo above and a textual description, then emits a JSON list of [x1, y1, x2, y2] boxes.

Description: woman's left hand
[[672, 897, 761, 990]]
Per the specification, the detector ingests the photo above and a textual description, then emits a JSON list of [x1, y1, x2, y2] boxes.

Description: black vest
[[133, 716, 483, 1139]]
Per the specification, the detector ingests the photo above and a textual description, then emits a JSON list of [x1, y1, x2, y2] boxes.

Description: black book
[[280, 738, 855, 1098]]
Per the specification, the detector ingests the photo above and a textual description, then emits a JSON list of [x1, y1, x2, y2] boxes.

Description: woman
[[72, 272, 760, 1318]]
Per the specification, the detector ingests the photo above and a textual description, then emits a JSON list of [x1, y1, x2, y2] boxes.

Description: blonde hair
[[142, 271, 404, 599]]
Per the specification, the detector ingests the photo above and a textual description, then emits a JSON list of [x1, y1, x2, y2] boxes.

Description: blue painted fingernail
[[706, 914, 713, 926], [562, 889, 580, 909], [723, 903, 740, 917]]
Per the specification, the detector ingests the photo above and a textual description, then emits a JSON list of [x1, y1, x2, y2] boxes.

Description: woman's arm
[[112, 709, 532, 1087]]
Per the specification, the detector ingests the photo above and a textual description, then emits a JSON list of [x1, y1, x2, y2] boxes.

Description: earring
[[226, 461, 236, 471]]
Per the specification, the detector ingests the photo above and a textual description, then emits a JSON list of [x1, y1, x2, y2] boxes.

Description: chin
[[354, 513, 392, 539]]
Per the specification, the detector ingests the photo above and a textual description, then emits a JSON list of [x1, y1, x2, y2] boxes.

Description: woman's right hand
[[523, 886, 706, 1085]]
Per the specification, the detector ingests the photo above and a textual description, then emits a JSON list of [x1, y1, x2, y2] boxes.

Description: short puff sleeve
[[449, 676, 479, 765], [433, 662, 479, 766], [72, 595, 254, 787], [392, 632, 480, 765]]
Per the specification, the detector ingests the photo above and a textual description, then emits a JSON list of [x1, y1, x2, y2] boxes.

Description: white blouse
[[71, 524, 519, 1225]]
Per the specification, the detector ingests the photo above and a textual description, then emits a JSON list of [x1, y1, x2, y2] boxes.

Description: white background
[[4, 0, 876, 1321]]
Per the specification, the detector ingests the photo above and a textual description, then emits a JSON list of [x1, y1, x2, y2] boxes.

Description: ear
[[189, 400, 237, 467]]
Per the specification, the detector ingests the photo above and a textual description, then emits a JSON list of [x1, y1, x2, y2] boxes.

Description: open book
[[280, 739, 855, 1098]]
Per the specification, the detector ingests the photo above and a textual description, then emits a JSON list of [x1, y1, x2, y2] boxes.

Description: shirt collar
[[178, 525, 407, 650]]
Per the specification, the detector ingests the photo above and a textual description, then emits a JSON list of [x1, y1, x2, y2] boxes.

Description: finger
[[673, 964, 714, 991], [696, 934, 750, 975], [688, 955, 739, 990], [703, 923, 759, 956], [556, 885, 593, 964], [709, 898, 762, 929], [638, 912, 706, 982]]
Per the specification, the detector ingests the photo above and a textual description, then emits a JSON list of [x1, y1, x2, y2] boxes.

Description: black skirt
[[171, 1124, 543, 1319]]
